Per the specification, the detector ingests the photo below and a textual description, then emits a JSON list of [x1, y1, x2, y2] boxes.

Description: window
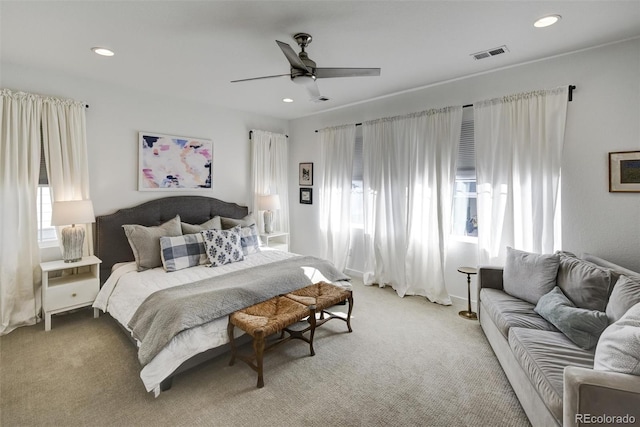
[[452, 108, 477, 238], [37, 142, 57, 245]]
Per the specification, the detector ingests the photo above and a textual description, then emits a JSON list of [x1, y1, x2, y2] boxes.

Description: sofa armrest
[[478, 267, 504, 291], [564, 366, 640, 427]]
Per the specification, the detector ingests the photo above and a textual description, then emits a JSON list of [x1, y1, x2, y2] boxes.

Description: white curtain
[[0, 89, 43, 335], [474, 86, 569, 265], [42, 97, 93, 256], [250, 130, 289, 233], [362, 107, 463, 304], [318, 125, 356, 272]]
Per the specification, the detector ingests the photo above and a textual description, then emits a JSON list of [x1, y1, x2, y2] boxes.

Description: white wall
[[288, 38, 640, 306], [1, 62, 288, 218]]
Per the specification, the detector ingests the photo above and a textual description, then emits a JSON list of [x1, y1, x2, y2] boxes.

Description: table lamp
[[258, 194, 281, 234], [51, 200, 95, 263]]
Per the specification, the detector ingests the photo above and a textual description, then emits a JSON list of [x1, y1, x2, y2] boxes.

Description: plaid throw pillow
[[200, 226, 244, 267], [240, 224, 261, 256], [160, 233, 207, 272]]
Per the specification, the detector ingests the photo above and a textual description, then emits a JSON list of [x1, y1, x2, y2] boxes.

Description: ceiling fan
[[231, 33, 381, 102]]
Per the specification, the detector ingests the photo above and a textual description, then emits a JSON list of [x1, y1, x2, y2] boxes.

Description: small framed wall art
[[138, 132, 212, 191], [300, 187, 313, 204], [299, 162, 313, 186], [609, 151, 640, 192]]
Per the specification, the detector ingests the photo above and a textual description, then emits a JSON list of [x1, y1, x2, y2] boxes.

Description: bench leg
[[254, 331, 265, 388], [308, 305, 317, 357], [227, 319, 237, 366], [346, 293, 354, 333]]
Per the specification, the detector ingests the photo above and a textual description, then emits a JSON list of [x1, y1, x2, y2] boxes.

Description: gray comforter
[[128, 255, 349, 365]]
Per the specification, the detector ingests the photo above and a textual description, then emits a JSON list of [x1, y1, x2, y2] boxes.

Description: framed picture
[[300, 187, 313, 204], [609, 151, 640, 192], [299, 162, 313, 186], [138, 132, 212, 191]]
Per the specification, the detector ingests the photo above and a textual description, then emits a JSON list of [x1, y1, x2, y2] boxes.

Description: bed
[[93, 196, 350, 396]]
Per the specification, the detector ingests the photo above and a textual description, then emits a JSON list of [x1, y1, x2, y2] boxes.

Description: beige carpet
[[1, 278, 530, 427]]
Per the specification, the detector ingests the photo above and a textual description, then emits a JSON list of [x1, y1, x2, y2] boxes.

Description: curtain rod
[[248, 130, 288, 139], [314, 85, 576, 133]]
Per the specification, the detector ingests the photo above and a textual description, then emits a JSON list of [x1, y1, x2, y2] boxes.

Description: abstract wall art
[[138, 132, 212, 191]]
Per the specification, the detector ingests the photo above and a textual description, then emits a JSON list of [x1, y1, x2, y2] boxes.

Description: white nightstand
[[40, 255, 102, 331], [260, 231, 290, 252]]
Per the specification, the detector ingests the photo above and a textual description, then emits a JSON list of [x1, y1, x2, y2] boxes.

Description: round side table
[[458, 266, 478, 320]]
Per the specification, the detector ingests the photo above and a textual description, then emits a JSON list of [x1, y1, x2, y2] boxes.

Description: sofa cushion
[[480, 288, 557, 339], [534, 287, 609, 350], [556, 252, 615, 312], [595, 302, 640, 375], [503, 247, 560, 305], [509, 328, 595, 424], [606, 275, 640, 324]]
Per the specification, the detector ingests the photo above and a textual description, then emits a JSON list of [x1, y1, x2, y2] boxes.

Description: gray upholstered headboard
[[94, 196, 248, 284]]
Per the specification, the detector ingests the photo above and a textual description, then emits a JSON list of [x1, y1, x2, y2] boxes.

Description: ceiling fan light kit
[[231, 32, 380, 102]]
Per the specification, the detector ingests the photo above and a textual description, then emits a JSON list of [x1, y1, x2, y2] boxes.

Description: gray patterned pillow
[[200, 226, 244, 266], [160, 233, 207, 272], [123, 215, 183, 271]]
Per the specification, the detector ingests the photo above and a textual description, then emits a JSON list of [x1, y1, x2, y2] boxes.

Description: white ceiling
[[2, 1, 640, 120]]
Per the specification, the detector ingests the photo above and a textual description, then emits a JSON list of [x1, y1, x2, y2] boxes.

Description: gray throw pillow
[[503, 247, 560, 305], [181, 216, 221, 234], [220, 214, 255, 230], [123, 215, 183, 271], [594, 302, 640, 375], [606, 275, 640, 324], [535, 287, 609, 350], [556, 252, 615, 312]]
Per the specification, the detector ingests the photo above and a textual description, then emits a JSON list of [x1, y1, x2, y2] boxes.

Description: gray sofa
[[478, 250, 640, 426]]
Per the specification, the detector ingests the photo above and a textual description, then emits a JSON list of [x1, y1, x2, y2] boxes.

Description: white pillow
[[594, 302, 640, 375], [200, 226, 244, 266]]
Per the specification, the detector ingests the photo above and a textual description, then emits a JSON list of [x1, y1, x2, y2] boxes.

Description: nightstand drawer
[[46, 278, 99, 310]]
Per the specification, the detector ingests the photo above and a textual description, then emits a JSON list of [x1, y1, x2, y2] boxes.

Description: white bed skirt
[[93, 249, 351, 394]]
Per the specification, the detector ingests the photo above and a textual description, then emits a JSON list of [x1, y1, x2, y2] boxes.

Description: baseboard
[[344, 268, 477, 311], [449, 294, 477, 311]]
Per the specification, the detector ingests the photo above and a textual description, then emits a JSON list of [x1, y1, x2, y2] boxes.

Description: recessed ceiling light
[[282, 98, 294, 103], [534, 15, 561, 28], [91, 47, 115, 57]]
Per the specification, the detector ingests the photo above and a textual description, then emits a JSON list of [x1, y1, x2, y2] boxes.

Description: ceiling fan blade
[[276, 40, 310, 72], [302, 79, 322, 100], [230, 74, 291, 83], [315, 67, 381, 78]]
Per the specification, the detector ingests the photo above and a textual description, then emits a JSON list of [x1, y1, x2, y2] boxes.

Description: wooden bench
[[227, 282, 353, 388], [285, 281, 353, 332], [227, 296, 317, 388]]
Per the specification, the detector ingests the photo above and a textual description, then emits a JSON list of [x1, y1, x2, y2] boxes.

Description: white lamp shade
[[51, 200, 95, 226], [258, 194, 281, 211]]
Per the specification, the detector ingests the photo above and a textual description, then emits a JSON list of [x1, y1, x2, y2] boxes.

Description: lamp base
[[61, 225, 85, 263], [263, 210, 274, 234]]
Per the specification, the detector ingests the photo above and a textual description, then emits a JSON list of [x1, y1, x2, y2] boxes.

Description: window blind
[[456, 119, 475, 180]]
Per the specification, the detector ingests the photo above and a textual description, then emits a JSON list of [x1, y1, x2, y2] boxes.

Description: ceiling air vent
[[471, 45, 509, 60]]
